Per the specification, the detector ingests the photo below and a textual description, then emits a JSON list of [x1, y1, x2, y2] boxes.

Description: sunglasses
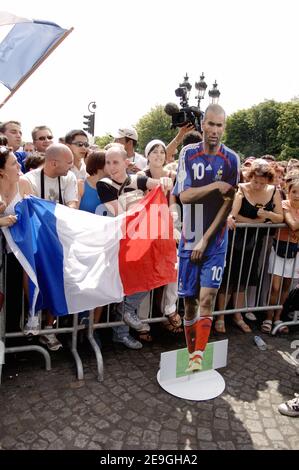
[[36, 135, 53, 141], [71, 141, 89, 148]]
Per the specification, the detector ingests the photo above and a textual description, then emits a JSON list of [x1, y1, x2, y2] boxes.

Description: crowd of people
[[0, 109, 298, 412], [0, 106, 299, 411]]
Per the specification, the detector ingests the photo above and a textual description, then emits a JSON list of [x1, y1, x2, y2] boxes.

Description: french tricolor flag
[[2, 188, 177, 316]]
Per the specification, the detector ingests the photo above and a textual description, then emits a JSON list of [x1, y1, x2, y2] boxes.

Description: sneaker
[[123, 311, 149, 332], [39, 330, 63, 351], [245, 312, 257, 321], [185, 354, 202, 373], [24, 316, 40, 336], [278, 394, 299, 417], [113, 334, 142, 350]]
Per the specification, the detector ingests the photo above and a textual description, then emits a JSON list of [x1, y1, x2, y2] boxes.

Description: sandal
[[261, 319, 273, 334], [273, 320, 289, 334], [214, 319, 226, 334], [137, 331, 153, 343], [234, 319, 252, 333], [164, 312, 183, 334]]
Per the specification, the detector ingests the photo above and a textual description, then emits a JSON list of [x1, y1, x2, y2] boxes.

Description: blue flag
[[0, 18, 69, 90]]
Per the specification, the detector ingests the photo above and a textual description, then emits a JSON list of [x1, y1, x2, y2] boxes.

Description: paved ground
[[0, 322, 298, 451]]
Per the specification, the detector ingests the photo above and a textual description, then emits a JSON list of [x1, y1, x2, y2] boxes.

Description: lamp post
[[194, 74, 221, 109], [195, 73, 208, 109], [208, 81, 221, 104]]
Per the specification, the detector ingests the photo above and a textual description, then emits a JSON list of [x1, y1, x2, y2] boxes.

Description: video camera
[[164, 74, 204, 132]]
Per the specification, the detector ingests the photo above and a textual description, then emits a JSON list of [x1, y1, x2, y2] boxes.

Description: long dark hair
[[0, 135, 11, 170]]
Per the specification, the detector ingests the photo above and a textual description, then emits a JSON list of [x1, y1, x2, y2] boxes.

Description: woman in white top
[[138, 139, 182, 339], [0, 142, 32, 219], [0, 141, 32, 332]]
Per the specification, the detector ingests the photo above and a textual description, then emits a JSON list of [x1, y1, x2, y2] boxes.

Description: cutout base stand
[[157, 368, 225, 401]]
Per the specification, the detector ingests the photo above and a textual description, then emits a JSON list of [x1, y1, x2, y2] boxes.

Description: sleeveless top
[[2, 184, 23, 252], [3, 185, 23, 216], [79, 180, 102, 214], [239, 186, 276, 219], [233, 186, 277, 251]]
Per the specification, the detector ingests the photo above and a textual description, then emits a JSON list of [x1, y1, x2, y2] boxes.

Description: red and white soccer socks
[[184, 314, 212, 372]]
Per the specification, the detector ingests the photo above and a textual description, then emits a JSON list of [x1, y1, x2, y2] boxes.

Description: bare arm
[[166, 124, 196, 163], [146, 177, 173, 193], [77, 179, 84, 205], [191, 188, 235, 262], [180, 181, 233, 204], [66, 200, 79, 209], [284, 209, 299, 232], [19, 177, 34, 197]]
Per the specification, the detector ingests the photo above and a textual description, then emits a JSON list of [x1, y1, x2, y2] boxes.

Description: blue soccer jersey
[[173, 142, 240, 258]]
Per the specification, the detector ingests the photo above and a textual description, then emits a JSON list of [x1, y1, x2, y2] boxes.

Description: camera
[[164, 74, 204, 132]]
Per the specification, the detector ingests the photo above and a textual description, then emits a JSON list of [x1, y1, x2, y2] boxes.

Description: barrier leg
[[87, 310, 104, 382], [5, 345, 51, 371], [272, 311, 299, 335], [70, 314, 84, 380]]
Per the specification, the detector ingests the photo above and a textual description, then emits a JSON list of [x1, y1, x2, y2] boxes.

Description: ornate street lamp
[[175, 73, 192, 107], [208, 81, 221, 104], [195, 73, 208, 109]]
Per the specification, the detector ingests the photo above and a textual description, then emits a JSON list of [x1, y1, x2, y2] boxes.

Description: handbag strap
[[41, 169, 63, 204], [118, 176, 131, 196]]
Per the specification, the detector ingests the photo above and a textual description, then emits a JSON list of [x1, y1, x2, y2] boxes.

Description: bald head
[[45, 143, 72, 161], [105, 145, 129, 182], [44, 143, 73, 177], [203, 104, 226, 121], [202, 104, 226, 154], [105, 145, 128, 160]]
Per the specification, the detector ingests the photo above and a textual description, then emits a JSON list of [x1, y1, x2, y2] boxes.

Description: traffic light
[[83, 113, 95, 136]]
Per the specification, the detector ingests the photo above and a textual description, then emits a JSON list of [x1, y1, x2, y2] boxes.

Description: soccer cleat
[[185, 353, 202, 373]]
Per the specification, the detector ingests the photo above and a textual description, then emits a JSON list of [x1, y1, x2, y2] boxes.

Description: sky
[[0, 0, 298, 142]]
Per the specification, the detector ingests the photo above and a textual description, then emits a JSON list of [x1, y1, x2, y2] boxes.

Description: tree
[[135, 105, 177, 153], [224, 109, 253, 156], [277, 101, 299, 159], [224, 100, 299, 159], [94, 134, 113, 148]]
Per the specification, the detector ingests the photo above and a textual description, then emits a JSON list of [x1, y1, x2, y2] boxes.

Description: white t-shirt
[[128, 152, 147, 170], [24, 167, 78, 205], [70, 160, 87, 180]]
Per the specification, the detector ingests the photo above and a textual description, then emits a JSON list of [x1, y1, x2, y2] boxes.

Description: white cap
[[112, 126, 138, 142], [144, 139, 166, 159]]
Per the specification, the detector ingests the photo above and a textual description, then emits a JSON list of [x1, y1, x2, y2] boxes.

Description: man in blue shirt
[[0, 120, 27, 173], [173, 104, 240, 372]]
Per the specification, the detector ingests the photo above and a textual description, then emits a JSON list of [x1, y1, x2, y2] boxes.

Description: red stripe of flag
[[119, 187, 177, 295]]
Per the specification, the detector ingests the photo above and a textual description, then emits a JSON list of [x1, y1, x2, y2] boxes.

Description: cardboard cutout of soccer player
[[173, 104, 240, 372]]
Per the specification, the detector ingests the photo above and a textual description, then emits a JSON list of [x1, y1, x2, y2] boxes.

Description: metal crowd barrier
[[1, 223, 299, 385], [214, 222, 299, 330], [0, 246, 167, 384]]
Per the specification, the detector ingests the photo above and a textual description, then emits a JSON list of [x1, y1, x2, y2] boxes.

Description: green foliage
[[277, 101, 299, 159], [94, 134, 113, 148], [135, 105, 177, 153], [224, 100, 299, 159]]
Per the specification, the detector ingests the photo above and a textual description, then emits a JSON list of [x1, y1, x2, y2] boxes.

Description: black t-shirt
[[97, 175, 148, 204]]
